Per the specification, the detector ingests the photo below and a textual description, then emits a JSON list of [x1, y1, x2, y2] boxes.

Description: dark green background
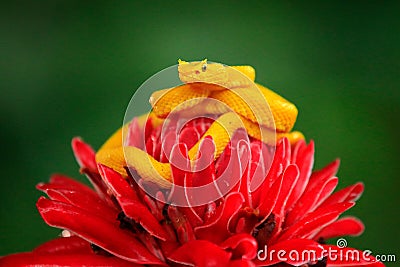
[[1, 1, 399, 265]]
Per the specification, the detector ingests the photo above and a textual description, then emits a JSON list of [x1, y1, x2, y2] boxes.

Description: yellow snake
[[96, 60, 304, 188]]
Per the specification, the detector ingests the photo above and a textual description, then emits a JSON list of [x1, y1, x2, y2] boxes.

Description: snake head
[[178, 59, 228, 85]]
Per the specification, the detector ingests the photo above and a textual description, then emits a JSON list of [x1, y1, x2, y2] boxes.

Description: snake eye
[[202, 64, 207, 72]]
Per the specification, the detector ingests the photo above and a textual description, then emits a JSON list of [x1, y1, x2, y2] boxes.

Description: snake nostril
[[195, 70, 200, 75]]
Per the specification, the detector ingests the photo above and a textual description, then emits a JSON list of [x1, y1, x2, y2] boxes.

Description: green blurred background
[[1, 1, 399, 264]]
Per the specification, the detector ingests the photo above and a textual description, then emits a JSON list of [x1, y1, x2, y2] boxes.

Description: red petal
[[191, 117, 214, 135], [169, 143, 204, 226], [144, 116, 156, 141], [315, 216, 365, 240], [290, 139, 305, 163], [195, 192, 245, 243], [170, 143, 190, 187], [158, 239, 180, 259], [276, 202, 354, 242], [192, 136, 217, 187], [167, 205, 195, 244], [136, 232, 166, 263], [257, 171, 282, 219], [204, 202, 217, 223], [189, 137, 225, 208], [272, 164, 300, 217], [98, 164, 169, 241], [179, 124, 201, 149], [46, 173, 115, 215], [72, 137, 98, 173], [146, 124, 162, 160], [169, 144, 206, 225], [218, 139, 246, 198], [286, 141, 314, 210], [179, 206, 204, 228], [236, 142, 252, 207], [120, 198, 171, 241], [257, 165, 300, 241], [37, 182, 118, 223], [285, 176, 338, 227], [254, 238, 325, 266], [126, 118, 144, 149], [309, 159, 340, 185], [252, 139, 286, 208], [0, 252, 142, 266], [142, 191, 165, 222], [168, 240, 232, 267], [248, 140, 271, 194], [33, 236, 92, 255], [322, 182, 364, 207], [220, 234, 258, 260], [270, 138, 289, 185], [71, 138, 111, 198], [314, 177, 339, 208], [323, 245, 385, 266], [48, 174, 96, 195], [36, 197, 164, 265], [159, 130, 178, 163], [282, 137, 291, 170], [215, 142, 233, 181]]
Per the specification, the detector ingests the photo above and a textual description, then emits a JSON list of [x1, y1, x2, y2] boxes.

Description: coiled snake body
[[96, 60, 304, 187]]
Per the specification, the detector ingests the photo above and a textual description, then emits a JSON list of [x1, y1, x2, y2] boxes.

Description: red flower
[[0, 116, 384, 267], [1, 61, 385, 266]]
